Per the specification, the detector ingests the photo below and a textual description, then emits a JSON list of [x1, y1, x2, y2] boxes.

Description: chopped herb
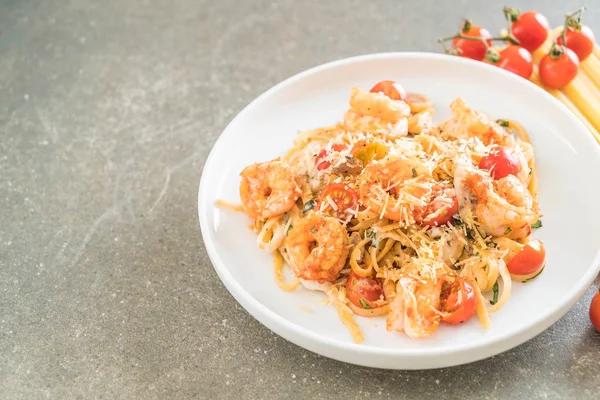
[[529, 169, 532, 176], [412, 167, 417, 178], [531, 220, 542, 229], [286, 224, 293, 235], [523, 268, 544, 283], [504, 227, 512, 235], [451, 214, 463, 226], [366, 229, 379, 247], [466, 230, 474, 240], [310, 226, 317, 234], [496, 119, 509, 127], [359, 298, 372, 309], [302, 199, 315, 213], [490, 281, 499, 305]]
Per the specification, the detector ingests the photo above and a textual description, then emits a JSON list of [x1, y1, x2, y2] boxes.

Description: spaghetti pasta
[[220, 84, 544, 343]]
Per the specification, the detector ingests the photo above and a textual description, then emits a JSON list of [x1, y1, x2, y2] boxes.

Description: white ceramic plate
[[198, 53, 600, 369]]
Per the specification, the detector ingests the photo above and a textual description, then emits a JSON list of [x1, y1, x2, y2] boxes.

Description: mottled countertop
[[1, 0, 599, 398]]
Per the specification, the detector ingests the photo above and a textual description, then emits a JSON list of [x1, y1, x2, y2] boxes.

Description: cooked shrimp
[[441, 98, 515, 147], [349, 88, 410, 123], [454, 162, 540, 239], [496, 174, 534, 209], [239, 161, 302, 219], [386, 276, 443, 338], [358, 157, 432, 222], [344, 110, 409, 139], [285, 212, 349, 283], [407, 111, 433, 134]]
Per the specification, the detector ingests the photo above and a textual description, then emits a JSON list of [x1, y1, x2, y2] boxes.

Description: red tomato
[[452, 25, 492, 61], [492, 45, 534, 79], [479, 146, 522, 179], [441, 278, 477, 325], [510, 10, 550, 52], [315, 143, 347, 170], [557, 26, 596, 62], [506, 239, 546, 276], [346, 271, 384, 309], [590, 290, 600, 332], [539, 46, 579, 89], [318, 183, 358, 220], [369, 80, 407, 101], [416, 186, 458, 227]]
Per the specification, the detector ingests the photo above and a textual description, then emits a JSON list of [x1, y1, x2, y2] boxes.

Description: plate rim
[[198, 51, 600, 367]]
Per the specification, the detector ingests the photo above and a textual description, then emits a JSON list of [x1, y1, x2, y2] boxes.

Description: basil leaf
[[496, 119, 509, 127], [302, 199, 315, 213], [504, 227, 512, 235], [523, 268, 544, 283], [490, 281, 499, 305], [359, 298, 372, 309], [451, 214, 463, 226], [531, 220, 542, 229], [366, 230, 379, 247]]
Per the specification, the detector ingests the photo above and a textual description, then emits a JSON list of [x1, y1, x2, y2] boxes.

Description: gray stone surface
[[1, 0, 599, 398]]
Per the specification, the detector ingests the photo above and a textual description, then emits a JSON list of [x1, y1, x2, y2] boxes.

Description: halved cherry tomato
[[369, 80, 407, 101], [539, 46, 579, 89], [352, 141, 389, 165], [557, 26, 596, 62], [506, 239, 546, 276], [510, 10, 550, 52], [315, 143, 347, 170], [491, 45, 534, 79], [590, 290, 600, 332], [346, 271, 384, 309], [441, 278, 477, 325], [479, 146, 521, 180], [452, 23, 492, 61], [318, 183, 358, 220], [416, 186, 458, 227]]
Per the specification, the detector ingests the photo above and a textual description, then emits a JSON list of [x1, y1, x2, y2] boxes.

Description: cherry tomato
[[510, 10, 550, 52], [590, 290, 600, 332], [452, 24, 492, 61], [539, 46, 579, 89], [506, 239, 546, 276], [479, 146, 522, 180], [346, 271, 384, 309], [557, 26, 596, 62], [492, 45, 534, 79], [315, 143, 347, 170], [416, 186, 458, 227], [441, 278, 477, 325], [318, 183, 358, 220], [369, 80, 407, 101]]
